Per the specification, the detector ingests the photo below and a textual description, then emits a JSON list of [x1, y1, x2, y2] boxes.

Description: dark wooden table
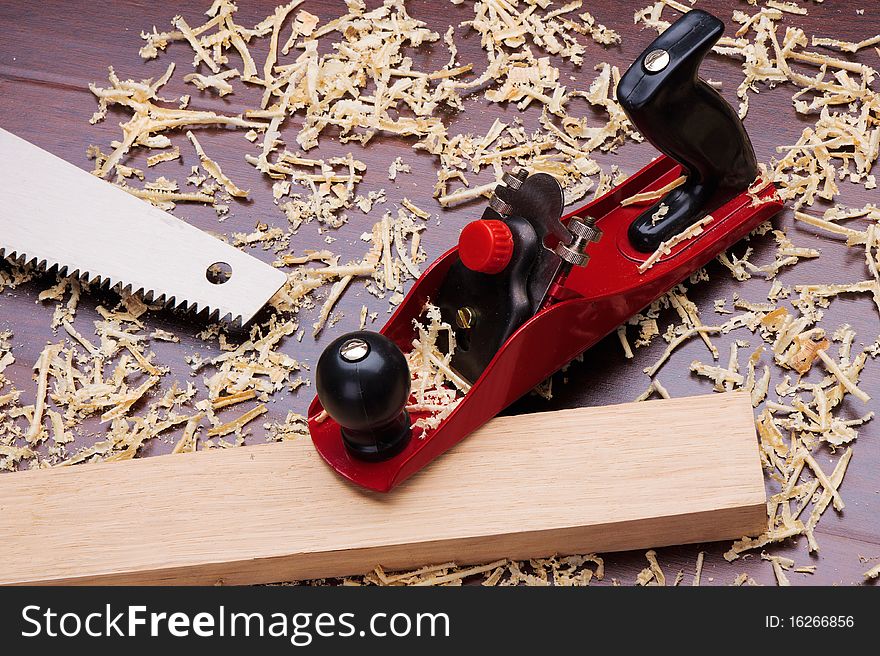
[[1, 0, 878, 586]]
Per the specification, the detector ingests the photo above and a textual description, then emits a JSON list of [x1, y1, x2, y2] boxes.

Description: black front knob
[[315, 331, 412, 461]]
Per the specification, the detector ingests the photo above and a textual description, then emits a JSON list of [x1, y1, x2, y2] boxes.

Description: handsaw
[[0, 127, 286, 325]]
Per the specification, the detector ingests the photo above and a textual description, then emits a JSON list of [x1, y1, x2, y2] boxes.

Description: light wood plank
[[0, 393, 766, 585]]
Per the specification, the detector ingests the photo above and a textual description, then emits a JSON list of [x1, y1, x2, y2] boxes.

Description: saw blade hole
[[206, 262, 232, 285]]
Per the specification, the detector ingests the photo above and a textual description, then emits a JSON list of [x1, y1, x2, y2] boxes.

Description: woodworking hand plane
[[309, 9, 784, 492]]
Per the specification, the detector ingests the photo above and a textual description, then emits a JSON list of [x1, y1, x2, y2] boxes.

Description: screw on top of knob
[[315, 331, 412, 461], [457, 219, 515, 274]]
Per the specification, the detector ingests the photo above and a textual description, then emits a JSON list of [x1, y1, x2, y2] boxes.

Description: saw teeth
[[1, 247, 236, 323]]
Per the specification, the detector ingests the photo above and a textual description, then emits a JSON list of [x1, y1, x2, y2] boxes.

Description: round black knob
[[315, 331, 412, 461]]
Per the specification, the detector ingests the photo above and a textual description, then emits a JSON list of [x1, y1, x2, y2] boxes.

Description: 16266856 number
[[790, 616, 854, 628]]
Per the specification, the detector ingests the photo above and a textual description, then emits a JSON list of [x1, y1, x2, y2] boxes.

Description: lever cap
[[315, 331, 412, 461], [458, 219, 514, 274]]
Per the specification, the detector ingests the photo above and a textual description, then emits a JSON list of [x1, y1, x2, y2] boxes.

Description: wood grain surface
[[0, 394, 765, 585], [0, 0, 878, 586]]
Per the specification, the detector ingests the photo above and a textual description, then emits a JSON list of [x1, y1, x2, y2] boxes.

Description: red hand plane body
[[308, 9, 785, 491]]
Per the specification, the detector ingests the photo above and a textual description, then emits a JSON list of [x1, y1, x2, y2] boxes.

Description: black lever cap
[[315, 331, 412, 461]]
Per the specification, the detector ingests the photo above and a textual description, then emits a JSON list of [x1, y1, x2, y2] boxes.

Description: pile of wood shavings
[[92, 0, 640, 225], [307, 553, 606, 587], [406, 304, 469, 432], [1, 0, 878, 586]]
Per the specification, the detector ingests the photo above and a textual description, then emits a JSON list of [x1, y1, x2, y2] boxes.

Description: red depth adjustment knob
[[457, 219, 514, 274]]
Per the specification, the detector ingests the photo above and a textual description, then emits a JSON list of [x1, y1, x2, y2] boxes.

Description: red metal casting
[[308, 155, 784, 492]]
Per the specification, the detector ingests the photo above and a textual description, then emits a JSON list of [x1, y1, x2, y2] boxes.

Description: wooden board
[[0, 393, 765, 585]]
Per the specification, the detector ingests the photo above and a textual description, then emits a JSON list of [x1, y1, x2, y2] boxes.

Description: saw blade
[[0, 128, 287, 325]]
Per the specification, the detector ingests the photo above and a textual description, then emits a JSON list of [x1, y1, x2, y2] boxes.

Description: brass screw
[[456, 307, 474, 329]]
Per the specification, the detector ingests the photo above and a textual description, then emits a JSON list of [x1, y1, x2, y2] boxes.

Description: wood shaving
[[802, 451, 845, 512], [693, 551, 704, 587], [816, 349, 871, 403], [620, 175, 686, 206], [406, 304, 467, 434], [388, 157, 411, 181], [635, 549, 666, 586], [184, 68, 240, 96], [24, 343, 62, 443], [690, 360, 744, 391], [172, 412, 204, 454], [616, 325, 634, 359], [638, 216, 715, 273], [668, 288, 719, 358], [812, 34, 880, 54], [206, 403, 267, 437], [353, 555, 596, 587], [725, 523, 806, 562], [263, 411, 309, 442], [89, 63, 266, 178], [804, 447, 852, 551], [117, 177, 215, 210], [644, 320, 743, 378], [187, 131, 249, 198], [146, 146, 181, 167]]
